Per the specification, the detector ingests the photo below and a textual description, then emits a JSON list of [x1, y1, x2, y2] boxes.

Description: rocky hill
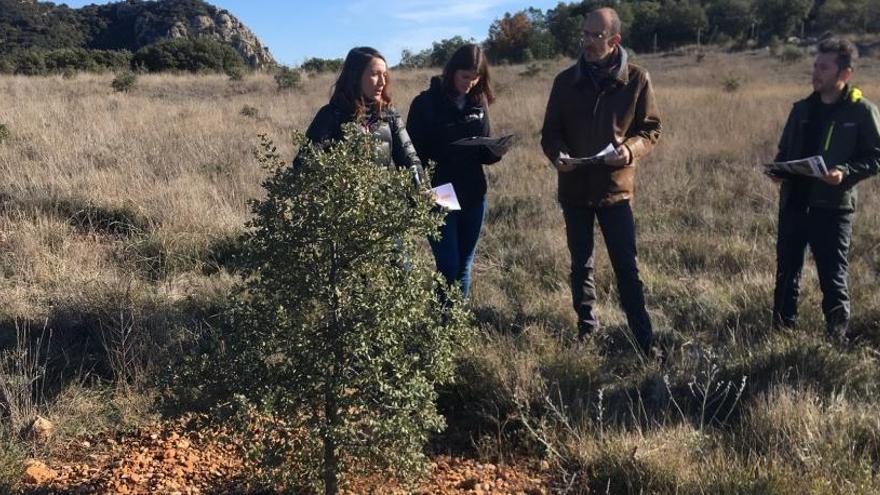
[[0, 0, 274, 69]]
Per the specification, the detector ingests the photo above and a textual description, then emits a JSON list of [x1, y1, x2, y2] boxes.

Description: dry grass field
[[2, 47, 880, 493]]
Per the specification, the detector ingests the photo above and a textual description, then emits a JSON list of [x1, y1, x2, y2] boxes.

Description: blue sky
[[61, 0, 562, 65]]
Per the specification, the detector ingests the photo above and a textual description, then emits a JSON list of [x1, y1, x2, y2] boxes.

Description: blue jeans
[[562, 201, 653, 352], [430, 198, 486, 298]]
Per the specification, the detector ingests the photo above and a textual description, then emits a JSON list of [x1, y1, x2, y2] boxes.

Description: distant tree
[[753, 0, 812, 42], [486, 11, 532, 62], [132, 38, 245, 73], [43, 48, 99, 72], [111, 70, 137, 93], [628, 0, 707, 52], [628, 1, 663, 52], [523, 8, 559, 60], [89, 49, 133, 71], [14, 51, 47, 76], [428, 36, 475, 67], [396, 37, 474, 69], [397, 48, 431, 69], [707, 0, 754, 40], [660, 0, 708, 48], [547, 3, 585, 58], [486, 9, 559, 63], [301, 57, 344, 73], [812, 0, 876, 33], [274, 65, 302, 91]]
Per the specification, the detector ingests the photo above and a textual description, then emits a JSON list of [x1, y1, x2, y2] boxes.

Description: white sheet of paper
[[431, 183, 461, 211], [558, 143, 619, 166]]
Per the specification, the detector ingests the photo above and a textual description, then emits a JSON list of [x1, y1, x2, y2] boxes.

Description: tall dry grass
[[1, 48, 880, 491]]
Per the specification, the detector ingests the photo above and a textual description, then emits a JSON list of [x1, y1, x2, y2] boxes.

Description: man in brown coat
[[541, 7, 661, 354]]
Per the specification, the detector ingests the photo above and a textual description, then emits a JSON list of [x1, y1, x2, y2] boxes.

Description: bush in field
[[723, 74, 742, 92], [226, 129, 472, 494], [225, 64, 246, 82], [274, 65, 302, 91], [111, 71, 137, 92], [519, 63, 542, 78], [239, 105, 258, 118], [0, 124, 9, 145], [780, 45, 806, 64]]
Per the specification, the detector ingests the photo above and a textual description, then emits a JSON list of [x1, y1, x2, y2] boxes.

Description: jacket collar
[[429, 75, 483, 111], [805, 84, 862, 107], [573, 46, 629, 88]]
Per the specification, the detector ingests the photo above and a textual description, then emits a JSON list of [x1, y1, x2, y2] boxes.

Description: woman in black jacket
[[295, 46, 424, 185], [406, 44, 510, 298]]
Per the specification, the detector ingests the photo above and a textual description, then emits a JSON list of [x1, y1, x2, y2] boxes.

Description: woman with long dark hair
[[406, 44, 510, 298], [296, 46, 424, 184]]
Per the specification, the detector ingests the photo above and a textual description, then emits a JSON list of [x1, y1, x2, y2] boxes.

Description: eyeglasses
[[581, 30, 607, 41]]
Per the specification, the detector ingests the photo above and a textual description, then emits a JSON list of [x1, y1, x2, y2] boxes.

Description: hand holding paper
[[557, 143, 620, 168]]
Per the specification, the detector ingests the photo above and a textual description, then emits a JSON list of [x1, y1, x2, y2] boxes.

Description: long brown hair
[[330, 46, 392, 118], [441, 44, 495, 105]]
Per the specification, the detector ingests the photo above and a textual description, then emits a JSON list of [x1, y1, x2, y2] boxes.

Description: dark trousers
[[773, 203, 853, 336], [563, 201, 653, 352], [430, 198, 486, 298]]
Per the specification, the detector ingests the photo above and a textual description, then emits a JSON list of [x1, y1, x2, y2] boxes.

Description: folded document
[[764, 156, 829, 178]]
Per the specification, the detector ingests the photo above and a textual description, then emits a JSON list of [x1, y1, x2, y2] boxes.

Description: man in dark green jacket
[[771, 38, 880, 340]]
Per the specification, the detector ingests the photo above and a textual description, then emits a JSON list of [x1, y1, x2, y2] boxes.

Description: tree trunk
[[323, 242, 342, 495], [323, 395, 339, 495]]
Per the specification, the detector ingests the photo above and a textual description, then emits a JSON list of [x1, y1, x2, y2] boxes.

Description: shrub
[[0, 124, 9, 145], [519, 63, 542, 78], [226, 65, 245, 82], [239, 105, 258, 118], [723, 75, 742, 92], [780, 45, 806, 64], [274, 65, 302, 91], [223, 130, 473, 493], [111, 71, 137, 93], [14, 51, 47, 76]]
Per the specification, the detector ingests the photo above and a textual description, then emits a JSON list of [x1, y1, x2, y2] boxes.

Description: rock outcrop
[[162, 10, 274, 68]]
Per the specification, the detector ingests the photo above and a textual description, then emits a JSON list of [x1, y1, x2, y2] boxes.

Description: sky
[[60, 0, 562, 66]]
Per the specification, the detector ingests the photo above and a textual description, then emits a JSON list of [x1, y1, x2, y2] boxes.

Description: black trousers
[[562, 201, 653, 352], [773, 203, 853, 337]]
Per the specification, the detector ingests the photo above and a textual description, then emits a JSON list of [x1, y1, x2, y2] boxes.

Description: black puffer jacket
[[406, 77, 501, 209], [295, 102, 425, 185]]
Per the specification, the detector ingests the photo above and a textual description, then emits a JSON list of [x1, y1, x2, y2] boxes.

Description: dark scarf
[[580, 46, 626, 90]]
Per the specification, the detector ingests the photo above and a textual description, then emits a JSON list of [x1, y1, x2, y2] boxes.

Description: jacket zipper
[[823, 121, 835, 152]]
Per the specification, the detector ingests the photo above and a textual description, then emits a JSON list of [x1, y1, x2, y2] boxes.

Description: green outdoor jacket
[[775, 85, 880, 210]]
